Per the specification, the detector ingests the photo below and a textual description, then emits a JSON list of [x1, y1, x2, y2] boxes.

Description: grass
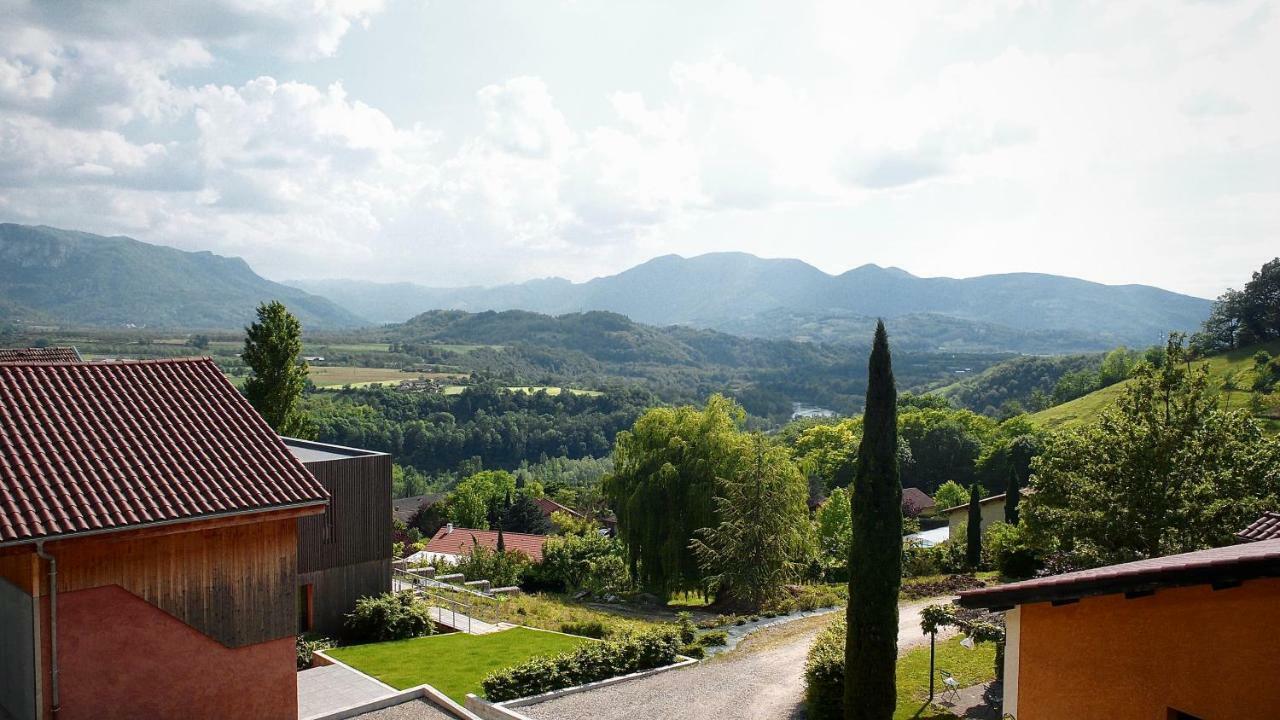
[[307, 366, 414, 387], [894, 635, 998, 719], [505, 593, 667, 638], [327, 627, 590, 704], [1031, 339, 1280, 432], [442, 384, 602, 397]]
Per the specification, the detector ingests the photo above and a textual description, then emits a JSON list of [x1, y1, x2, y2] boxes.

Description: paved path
[[427, 606, 506, 635], [298, 664, 396, 720], [522, 598, 955, 720]]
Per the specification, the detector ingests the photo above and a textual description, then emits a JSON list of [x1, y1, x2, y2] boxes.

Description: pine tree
[[242, 301, 312, 437], [1004, 464, 1021, 525], [844, 321, 901, 720], [966, 484, 982, 569]]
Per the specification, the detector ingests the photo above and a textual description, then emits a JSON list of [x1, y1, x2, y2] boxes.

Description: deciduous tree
[[242, 301, 312, 437]]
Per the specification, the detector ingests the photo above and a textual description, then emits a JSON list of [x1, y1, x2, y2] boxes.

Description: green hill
[[1030, 340, 1280, 432], [0, 224, 366, 329]]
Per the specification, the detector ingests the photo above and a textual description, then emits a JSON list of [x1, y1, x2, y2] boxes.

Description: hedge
[[803, 616, 845, 720], [482, 628, 681, 702]]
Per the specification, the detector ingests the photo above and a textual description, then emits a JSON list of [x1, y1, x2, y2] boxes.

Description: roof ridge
[[0, 355, 215, 367]]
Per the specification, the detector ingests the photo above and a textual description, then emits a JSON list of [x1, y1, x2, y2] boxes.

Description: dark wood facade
[[288, 439, 392, 635]]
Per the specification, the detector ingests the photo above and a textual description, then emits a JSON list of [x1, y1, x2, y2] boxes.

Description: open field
[[327, 627, 590, 703], [307, 366, 466, 387], [1032, 339, 1280, 432], [441, 385, 601, 397]]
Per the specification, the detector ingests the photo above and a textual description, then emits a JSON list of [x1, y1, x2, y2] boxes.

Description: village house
[[944, 491, 1011, 540], [902, 486, 936, 516], [959, 518, 1280, 719], [285, 437, 393, 636], [423, 525, 548, 565], [393, 493, 443, 525], [0, 357, 330, 720]]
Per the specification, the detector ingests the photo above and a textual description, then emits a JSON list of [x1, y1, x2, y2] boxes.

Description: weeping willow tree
[[604, 394, 747, 597]]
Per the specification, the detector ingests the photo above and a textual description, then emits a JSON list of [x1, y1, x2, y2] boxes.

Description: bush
[[447, 545, 531, 589], [679, 643, 706, 659], [777, 584, 843, 612], [984, 522, 1041, 579], [698, 630, 728, 647], [902, 540, 942, 577], [675, 612, 696, 644], [803, 616, 845, 720], [296, 634, 334, 670], [539, 532, 631, 596], [482, 628, 682, 702], [343, 591, 434, 644], [559, 621, 608, 639]]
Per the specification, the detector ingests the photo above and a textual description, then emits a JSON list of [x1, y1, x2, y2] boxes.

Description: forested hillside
[[297, 251, 1211, 351], [380, 309, 1008, 420], [0, 224, 365, 329]]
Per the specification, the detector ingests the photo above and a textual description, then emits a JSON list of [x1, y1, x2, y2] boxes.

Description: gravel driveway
[[520, 598, 955, 720]]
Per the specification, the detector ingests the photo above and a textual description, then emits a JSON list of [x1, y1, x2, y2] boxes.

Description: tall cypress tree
[[966, 484, 983, 569], [1004, 464, 1021, 525], [845, 321, 901, 720]]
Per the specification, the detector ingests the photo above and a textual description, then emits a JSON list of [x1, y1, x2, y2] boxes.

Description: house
[[424, 525, 548, 564], [0, 346, 82, 363], [905, 526, 949, 548], [532, 496, 585, 522], [0, 357, 329, 720], [393, 493, 444, 525], [959, 529, 1280, 719], [285, 437, 392, 637], [944, 491, 1013, 541], [901, 487, 935, 516]]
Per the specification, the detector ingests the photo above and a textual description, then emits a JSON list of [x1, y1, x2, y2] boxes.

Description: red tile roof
[[0, 346, 82, 363], [426, 526, 548, 562], [533, 496, 584, 520], [0, 357, 328, 545], [1237, 511, 1280, 543], [902, 487, 935, 511], [959, 539, 1280, 609]]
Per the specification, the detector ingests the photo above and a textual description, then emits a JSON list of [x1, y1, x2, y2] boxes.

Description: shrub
[[679, 643, 706, 659], [675, 612, 696, 644], [902, 541, 942, 577], [559, 621, 608, 639], [900, 574, 987, 600], [778, 584, 843, 612], [449, 545, 531, 589], [296, 634, 334, 670], [539, 532, 631, 595], [698, 630, 728, 647], [343, 591, 434, 644], [803, 616, 845, 720], [984, 522, 1041, 579], [482, 628, 681, 702]]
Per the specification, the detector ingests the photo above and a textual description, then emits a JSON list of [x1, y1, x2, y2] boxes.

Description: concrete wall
[[0, 575, 36, 720], [1012, 578, 1280, 719]]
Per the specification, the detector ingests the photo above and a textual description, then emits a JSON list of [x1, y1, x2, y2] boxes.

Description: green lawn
[[327, 627, 590, 703], [894, 635, 998, 719]]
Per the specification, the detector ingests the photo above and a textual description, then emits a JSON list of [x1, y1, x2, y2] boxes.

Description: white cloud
[[0, 0, 1278, 295]]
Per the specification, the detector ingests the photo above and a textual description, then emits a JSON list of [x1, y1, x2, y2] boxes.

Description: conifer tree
[[844, 321, 901, 720], [1004, 464, 1021, 525], [967, 484, 983, 569]]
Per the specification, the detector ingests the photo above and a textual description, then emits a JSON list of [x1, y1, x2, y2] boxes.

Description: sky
[[1, 0, 1277, 299]]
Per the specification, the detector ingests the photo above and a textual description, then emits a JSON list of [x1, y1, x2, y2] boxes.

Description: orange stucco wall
[[1014, 578, 1280, 719], [53, 584, 297, 720]]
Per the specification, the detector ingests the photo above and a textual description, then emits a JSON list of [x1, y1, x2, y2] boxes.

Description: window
[[297, 584, 313, 632]]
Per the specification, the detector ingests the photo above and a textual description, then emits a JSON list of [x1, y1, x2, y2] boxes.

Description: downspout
[[34, 541, 60, 717]]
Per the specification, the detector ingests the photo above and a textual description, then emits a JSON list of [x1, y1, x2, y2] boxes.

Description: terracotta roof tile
[[0, 357, 328, 545], [533, 497, 583, 519], [0, 346, 82, 363], [426, 526, 548, 562], [959, 539, 1280, 609], [1237, 511, 1280, 542], [902, 487, 935, 511]]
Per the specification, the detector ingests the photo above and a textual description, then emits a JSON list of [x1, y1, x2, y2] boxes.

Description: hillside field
[[1031, 340, 1280, 432]]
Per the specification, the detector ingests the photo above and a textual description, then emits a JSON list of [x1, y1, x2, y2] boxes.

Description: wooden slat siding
[[42, 518, 298, 648], [298, 558, 392, 635], [298, 453, 392, 573]]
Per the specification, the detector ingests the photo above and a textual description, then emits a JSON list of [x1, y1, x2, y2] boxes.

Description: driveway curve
[[520, 598, 955, 720]]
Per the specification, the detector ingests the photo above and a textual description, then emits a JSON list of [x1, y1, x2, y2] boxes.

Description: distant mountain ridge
[[296, 252, 1211, 352], [0, 224, 365, 329]]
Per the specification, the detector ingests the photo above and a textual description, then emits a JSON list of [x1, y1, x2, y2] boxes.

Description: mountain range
[[0, 224, 364, 329], [296, 252, 1212, 352]]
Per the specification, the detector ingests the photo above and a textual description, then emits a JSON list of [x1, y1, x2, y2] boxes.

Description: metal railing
[[393, 567, 508, 630]]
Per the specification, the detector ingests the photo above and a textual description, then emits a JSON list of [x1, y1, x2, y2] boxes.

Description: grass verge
[[894, 635, 997, 719]]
